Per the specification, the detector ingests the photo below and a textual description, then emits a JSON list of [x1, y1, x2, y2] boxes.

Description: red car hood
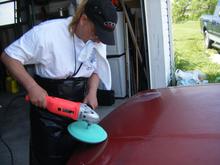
[[67, 84, 220, 165]]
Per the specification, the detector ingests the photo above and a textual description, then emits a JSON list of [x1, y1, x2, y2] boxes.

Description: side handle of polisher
[[25, 95, 81, 120]]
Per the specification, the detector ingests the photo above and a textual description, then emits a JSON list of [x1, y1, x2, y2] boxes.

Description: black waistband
[[34, 75, 88, 84]]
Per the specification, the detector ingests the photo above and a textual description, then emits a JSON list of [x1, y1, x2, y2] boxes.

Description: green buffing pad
[[67, 121, 107, 144]]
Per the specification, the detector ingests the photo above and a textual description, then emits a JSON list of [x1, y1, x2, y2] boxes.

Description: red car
[[67, 84, 220, 165]]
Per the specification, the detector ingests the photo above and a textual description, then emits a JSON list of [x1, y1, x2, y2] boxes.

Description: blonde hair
[[68, 0, 88, 33]]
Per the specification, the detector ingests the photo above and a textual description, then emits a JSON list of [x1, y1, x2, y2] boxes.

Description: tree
[[172, 0, 192, 23], [189, 0, 218, 20], [172, 0, 218, 23]]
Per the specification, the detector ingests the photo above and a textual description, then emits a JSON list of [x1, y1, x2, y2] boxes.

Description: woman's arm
[[83, 73, 100, 109], [0, 52, 47, 108]]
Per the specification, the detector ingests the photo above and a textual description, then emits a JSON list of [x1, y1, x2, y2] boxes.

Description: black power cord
[[0, 92, 26, 165], [0, 135, 14, 165]]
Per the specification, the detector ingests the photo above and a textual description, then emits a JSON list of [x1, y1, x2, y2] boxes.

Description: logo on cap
[[104, 21, 116, 30]]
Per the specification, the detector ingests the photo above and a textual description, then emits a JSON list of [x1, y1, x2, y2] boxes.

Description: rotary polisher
[[26, 95, 107, 143]]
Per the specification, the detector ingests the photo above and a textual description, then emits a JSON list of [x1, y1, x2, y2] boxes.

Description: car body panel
[[67, 84, 220, 165]]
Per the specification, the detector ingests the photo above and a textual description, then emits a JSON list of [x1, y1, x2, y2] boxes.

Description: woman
[[0, 0, 117, 164]]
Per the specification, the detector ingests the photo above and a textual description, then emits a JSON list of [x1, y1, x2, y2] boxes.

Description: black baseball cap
[[85, 0, 118, 45]]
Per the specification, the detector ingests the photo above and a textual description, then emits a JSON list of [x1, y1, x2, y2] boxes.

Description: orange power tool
[[25, 95, 100, 124]]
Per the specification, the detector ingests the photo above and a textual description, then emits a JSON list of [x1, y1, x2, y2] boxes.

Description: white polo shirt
[[4, 17, 111, 90]]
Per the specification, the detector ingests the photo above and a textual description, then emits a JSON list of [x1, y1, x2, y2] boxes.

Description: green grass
[[173, 21, 220, 82]]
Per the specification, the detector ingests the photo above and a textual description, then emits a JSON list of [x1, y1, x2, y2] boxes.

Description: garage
[[0, 0, 174, 164]]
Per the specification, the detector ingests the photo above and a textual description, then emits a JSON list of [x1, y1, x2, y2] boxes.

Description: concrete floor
[[0, 92, 127, 165]]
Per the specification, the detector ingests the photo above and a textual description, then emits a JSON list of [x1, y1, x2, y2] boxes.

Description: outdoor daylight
[[172, 0, 220, 83]]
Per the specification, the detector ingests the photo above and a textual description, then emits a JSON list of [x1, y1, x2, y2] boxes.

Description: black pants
[[30, 75, 88, 165]]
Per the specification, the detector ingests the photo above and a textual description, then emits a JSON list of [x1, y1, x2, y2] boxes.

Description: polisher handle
[[25, 95, 81, 120]]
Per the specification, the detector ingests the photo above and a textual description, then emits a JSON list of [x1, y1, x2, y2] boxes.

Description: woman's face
[[77, 14, 100, 43]]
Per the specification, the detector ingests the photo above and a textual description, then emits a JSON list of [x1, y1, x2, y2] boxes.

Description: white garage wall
[[143, 0, 174, 89], [161, 0, 174, 86]]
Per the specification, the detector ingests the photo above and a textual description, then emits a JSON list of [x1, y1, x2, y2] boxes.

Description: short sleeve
[[4, 26, 45, 65]]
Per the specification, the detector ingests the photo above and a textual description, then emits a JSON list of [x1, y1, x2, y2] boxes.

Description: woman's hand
[[83, 92, 98, 109], [27, 84, 48, 108]]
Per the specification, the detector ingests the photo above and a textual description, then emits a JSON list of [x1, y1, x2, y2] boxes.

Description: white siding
[[161, 0, 173, 86], [144, 0, 173, 88]]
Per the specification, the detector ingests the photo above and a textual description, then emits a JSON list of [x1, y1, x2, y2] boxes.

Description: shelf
[[35, 10, 68, 20]]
